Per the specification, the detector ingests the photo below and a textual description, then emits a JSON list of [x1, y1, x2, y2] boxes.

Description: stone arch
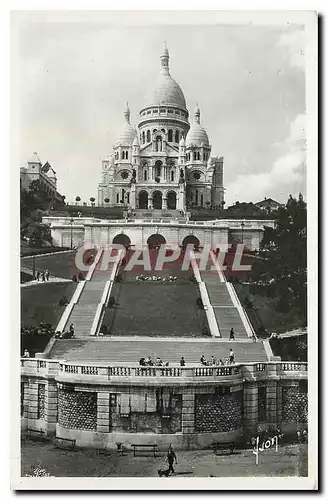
[[147, 233, 166, 248], [112, 233, 131, 248], [167, 191, 177, 210], [182, 234, 200, 249], [138, 190, 149, 209], [152, 190, 163, 209]]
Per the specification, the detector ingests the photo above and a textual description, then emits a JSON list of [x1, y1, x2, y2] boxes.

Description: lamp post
[[70, 217, 74, 249], [241, 221, 245, 244]]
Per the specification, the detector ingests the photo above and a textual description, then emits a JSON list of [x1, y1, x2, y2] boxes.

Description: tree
[[104, 198, 110, 203], [90, 197, 96, 207], [251, 193, 307, 323], [75, 196, 81, 205]]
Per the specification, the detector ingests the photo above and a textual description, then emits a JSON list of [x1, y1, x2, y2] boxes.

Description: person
[[167, 445, 177, 475], [229, 348, 235, 364], [156, 357, 163, 366], [36, 271, 40, 282], [69, 323, 74, 334], [139, 357, 146, 366], [200, 355, 206, 365], [41, 272, 45, 282], [180, 356, 185, 366], [145, 356, 152, 366], [252, 332, 257, 342], [45, 269, 50, 281], [229, 327, 235, 341], [219, 359, 224, 366], [210, 355, 216, 365], [23, 349, 30, 358]]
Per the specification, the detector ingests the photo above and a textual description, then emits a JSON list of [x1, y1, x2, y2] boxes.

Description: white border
[[7, 6, 318, 493]]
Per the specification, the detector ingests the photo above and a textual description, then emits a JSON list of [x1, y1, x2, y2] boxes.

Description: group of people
[[35, 270, 50, 282], [21, 322, 55, 337], [139, 356, 170, 367], [200, 349, 235, 365], [55, 323, 75, 339], [136, 275, 178, 282]]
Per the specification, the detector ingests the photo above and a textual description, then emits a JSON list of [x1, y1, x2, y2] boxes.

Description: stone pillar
[[130, 184, 136, 209], [266, 382, 278, 427], [97, 392, 111, 433], [45, 381, 58, 434], [182, 390, 195, 434], [27, 380, 39, 423], [149, 196, 153, 210], [243, 383, 258, 436], [163, 197, 167, 210]]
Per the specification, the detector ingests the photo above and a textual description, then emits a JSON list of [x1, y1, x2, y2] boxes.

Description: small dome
[[186, 104, 209, 147], [179, 135, 185, 147], [115, 104, 136, 146]]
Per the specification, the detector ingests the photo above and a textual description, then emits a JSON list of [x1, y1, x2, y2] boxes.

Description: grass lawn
[[103, 281, 208, 337], [21, 438, 308, 478], [21, 282, 77, 327], [21, 249, 96, 280], [234, 283, 305, 335]]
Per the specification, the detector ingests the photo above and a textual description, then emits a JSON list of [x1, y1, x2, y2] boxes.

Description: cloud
[[225, 113, 306, 204], [277, 29, 305, 70]]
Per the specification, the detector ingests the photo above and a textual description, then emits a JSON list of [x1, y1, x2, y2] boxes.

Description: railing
[[21, 359, 308, 381], [281, 362, 308, 371]]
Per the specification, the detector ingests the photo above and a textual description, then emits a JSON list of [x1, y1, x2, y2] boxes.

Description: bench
[[27, 428, 46, 440], [211, 441, 235, 455], [131, 444, 158, 458], [53, 436, 76, 451]]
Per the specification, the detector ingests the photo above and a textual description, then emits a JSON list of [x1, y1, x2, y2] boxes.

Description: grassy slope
[[21, 282, 77, 326], [234, 283, 305, 335]]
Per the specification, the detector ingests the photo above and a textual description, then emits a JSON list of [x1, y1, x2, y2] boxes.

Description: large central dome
[[144, 46, 187, 109]]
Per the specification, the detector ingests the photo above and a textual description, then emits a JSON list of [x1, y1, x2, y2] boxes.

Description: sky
[[12, 12, 306, 206]]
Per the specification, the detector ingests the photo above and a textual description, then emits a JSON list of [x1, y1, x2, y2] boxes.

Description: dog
[[158, 468, 170, 477]]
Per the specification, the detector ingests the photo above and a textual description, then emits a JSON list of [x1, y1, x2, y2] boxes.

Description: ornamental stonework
[[195, 391, 243, 433], [58, 390, 97, 431]]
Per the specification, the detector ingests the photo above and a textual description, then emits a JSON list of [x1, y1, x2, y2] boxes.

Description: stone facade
[[21, 360, 308, 450], [97, 47, 224, 211]]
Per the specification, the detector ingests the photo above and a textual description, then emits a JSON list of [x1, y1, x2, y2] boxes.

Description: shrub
[[196, 297, 204, 309], [72, 274, 77, 282], [202, 325, 210, 336], [108, 297, 115, 307], [115, 274, 122, 282], [59, 296, 69, 306], [78, 272, 85, 281]]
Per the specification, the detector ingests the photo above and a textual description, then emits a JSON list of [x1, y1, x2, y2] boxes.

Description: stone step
[[49, 338, 268, 363]]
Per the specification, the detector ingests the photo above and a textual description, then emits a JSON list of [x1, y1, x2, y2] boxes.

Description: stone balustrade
[[21, 358, 307, 383]]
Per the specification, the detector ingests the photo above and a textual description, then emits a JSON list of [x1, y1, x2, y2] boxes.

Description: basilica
[[97, 46, 224, 211]]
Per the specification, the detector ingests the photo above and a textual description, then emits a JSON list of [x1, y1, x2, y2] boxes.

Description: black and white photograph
[[10, 9, 318, 490]]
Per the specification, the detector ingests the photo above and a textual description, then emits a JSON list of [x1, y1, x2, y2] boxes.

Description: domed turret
[[115, 103, 137, 146], [144, 46, 187, 108], [186, 104, 209, 147]]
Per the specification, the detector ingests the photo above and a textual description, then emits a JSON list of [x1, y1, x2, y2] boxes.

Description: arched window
[[197, 152, 200, 161], [175, 130, 179, 143], [195, 190, 199, 205], [116, 193, 119, 204], [127, 192, 130, 204], [144, 170, 147, 181], [168, 129, 173, 142], [200, 194, 204, 206], [193, 152, 197, 161], [147, 130, 151, 142], [142, 131, 145, 143], [121, 151, 124, 160], [171, 170, 174, 182]]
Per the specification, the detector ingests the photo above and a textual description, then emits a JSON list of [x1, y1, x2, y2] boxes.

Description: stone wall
[[194, 389, 243, 433], [58, 389, 97, 431], [282, 384, 308, 423]]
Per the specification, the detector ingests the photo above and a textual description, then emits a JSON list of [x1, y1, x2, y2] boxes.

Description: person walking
[[229, 327, 235, 341], [167, 444, 177, 475], [229, 348, 235, 364], [180, 356, 185, 367], [41, 272, 45, 282], [45, 269, 50, 281], [36, 271, 40, 282], [23, 349, 30, 358]]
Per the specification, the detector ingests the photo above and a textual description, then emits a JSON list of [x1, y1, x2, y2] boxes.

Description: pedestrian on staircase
[[229, 349, 235, 364], [69, 323, 75, 338], [229, 327, 235, 341]]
